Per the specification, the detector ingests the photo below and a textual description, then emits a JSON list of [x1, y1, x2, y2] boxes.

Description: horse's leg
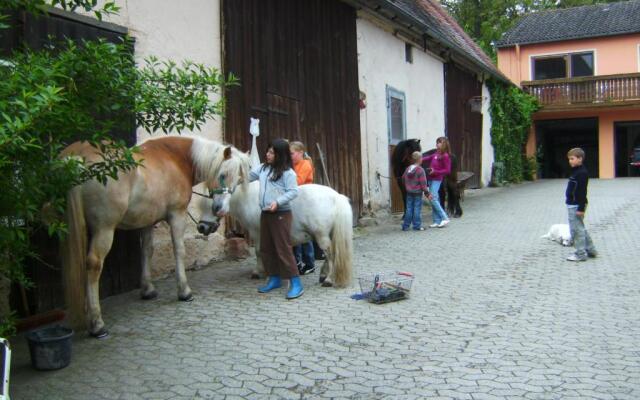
[[140, 226, 158, 299], [450, 181, 462, 218], [86, 228, 115, 338], [455, 184, 463, 218], [251, 234, 263, 279], [315, 235, 333, 286], [443, 180, 454, 216], [167, 212, 193, 302], [396, 177, 407, 218]]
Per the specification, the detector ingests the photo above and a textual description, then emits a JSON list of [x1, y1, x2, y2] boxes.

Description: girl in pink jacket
[[421, 137, 451, 228]]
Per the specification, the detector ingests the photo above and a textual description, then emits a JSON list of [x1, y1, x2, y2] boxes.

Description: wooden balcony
[[522, 73, 640, 111]]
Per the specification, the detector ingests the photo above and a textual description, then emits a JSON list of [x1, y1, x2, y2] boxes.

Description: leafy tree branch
[[0, 1, 238, 335]]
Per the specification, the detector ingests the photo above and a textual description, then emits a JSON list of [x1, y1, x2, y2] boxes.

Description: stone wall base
[[150, 221, 225, 280]]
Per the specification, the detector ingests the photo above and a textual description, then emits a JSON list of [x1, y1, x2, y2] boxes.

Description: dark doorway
[[536, 118, 599, 178], [615, 121, 640, 177]]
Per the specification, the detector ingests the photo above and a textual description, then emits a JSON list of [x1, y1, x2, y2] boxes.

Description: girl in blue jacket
[[249, 138, 303, 299]]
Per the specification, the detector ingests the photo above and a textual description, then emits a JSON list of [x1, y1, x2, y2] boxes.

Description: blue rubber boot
[[258, 276, 282, 293], [286, 276, 304, 300]]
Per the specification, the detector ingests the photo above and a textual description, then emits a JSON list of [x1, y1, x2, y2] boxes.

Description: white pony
[[541, 223, 573, 246], [197, 181, 353, 287]]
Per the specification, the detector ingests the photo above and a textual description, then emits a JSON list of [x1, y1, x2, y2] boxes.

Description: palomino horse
[[196, 181, 353, 287], [61, 136, 250, 338]]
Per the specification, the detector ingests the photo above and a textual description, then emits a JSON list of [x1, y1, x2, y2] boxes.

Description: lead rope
[[186, 211, 199, 226]]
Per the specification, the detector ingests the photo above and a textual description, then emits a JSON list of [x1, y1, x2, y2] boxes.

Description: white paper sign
[[249, 118, 261, 167]]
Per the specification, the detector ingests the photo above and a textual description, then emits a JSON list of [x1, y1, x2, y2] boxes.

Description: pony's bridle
[[189, 175, 238, 231], [192, 174, 239, 199], [209, 174, 243, 197]]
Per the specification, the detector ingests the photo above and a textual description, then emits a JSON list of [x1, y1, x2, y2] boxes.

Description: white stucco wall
[[96, 0, 223, 142], [81, 1, 227, 277], [356, 16, 446, 212], [480, 83, 494, 187]]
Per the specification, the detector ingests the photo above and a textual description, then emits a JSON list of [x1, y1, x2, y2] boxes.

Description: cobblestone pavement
[[10, 178, 640, 400]]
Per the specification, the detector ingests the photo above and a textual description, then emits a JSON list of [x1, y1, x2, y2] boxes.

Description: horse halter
[[208, 174, 240, 197]]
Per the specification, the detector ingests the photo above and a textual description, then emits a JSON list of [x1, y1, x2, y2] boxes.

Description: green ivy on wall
[[487, 79, 539, 183]]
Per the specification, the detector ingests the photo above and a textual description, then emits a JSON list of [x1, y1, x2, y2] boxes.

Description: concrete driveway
[[10, 178, 640, 400]]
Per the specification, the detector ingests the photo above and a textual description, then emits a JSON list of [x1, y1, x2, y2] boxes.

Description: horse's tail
[[59, 186, 87, 329], [449, 153, 459, 183], [330, 194, 353, 288]]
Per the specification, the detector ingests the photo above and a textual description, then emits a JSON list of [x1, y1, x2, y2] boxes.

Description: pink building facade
[[496, 1, 640, 179]]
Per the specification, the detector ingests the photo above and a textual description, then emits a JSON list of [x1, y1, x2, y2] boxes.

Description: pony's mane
[[190, 136, 251, 186]]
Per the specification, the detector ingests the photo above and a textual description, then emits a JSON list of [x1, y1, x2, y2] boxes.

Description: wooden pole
[[315, 143, 331, 188]]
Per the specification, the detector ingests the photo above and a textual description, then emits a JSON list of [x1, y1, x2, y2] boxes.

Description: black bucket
[[26, 325, 74, 371]]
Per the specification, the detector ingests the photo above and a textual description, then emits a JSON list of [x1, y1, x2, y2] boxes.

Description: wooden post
[[315, 143, 331, 187]]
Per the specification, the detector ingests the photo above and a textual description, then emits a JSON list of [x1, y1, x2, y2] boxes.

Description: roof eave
[[497, 29, 640, 49], [345, 0, 509, 83]]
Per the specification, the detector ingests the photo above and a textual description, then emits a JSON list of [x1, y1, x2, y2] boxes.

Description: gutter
[[351, 0, 508, 83]]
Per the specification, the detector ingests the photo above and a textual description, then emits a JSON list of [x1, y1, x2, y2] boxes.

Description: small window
[[533, 56, 567, 80], [405, 43, 413, 64], [571, 52, 594, 77], [387, 86, 406, 145]]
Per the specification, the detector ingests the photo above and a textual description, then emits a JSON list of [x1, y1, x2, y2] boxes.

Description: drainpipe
[[515, 43, 521, 86]]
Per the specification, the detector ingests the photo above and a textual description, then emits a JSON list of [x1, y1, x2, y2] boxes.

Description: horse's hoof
[[321, 280, 333, 287], [90, 328, 109, 339], [250, 273, 261, 280], [178, 293, 194, 302], [319, 275, 326, 283], [141, 290, 158, 300]]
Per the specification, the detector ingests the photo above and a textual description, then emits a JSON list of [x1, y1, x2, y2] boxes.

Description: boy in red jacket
[[401, 151, 432, 231]]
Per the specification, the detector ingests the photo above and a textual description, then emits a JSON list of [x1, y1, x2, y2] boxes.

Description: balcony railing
[[521, 73, 640, 109]]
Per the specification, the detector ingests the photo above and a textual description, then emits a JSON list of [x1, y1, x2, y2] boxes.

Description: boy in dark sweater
[[401, 151, 432, 231], [565, 148, 597, 261]]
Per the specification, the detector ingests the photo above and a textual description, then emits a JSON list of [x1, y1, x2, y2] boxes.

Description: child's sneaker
[[566, 254, 587, 262], [299, 263, 316, 275], [429, 223, 439, 228], [437, 219, 450, 228]]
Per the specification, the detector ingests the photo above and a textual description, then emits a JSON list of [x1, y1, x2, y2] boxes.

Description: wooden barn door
[[2, 9, 141, 317], [445, 63, 483, 188], [223, 0, 362, 218]]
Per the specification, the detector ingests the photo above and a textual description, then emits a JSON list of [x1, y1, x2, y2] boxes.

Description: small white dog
[[541, 224, 573, 246]]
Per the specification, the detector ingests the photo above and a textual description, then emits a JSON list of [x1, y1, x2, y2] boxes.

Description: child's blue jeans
[[402, 193, 423, 230], [567, 205, 596, 258], [294, 242, 315, 266], [428, 179, 449, 224]]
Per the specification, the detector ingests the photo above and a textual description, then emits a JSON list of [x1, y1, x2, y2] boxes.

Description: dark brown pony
[[391, 139, 463, 218]]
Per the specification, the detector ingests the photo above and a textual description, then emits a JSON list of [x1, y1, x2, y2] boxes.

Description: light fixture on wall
[[359, 91, 367, 110]]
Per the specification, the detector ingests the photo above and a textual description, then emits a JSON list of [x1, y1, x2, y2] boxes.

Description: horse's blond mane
[[190, 136, 251, 185]]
